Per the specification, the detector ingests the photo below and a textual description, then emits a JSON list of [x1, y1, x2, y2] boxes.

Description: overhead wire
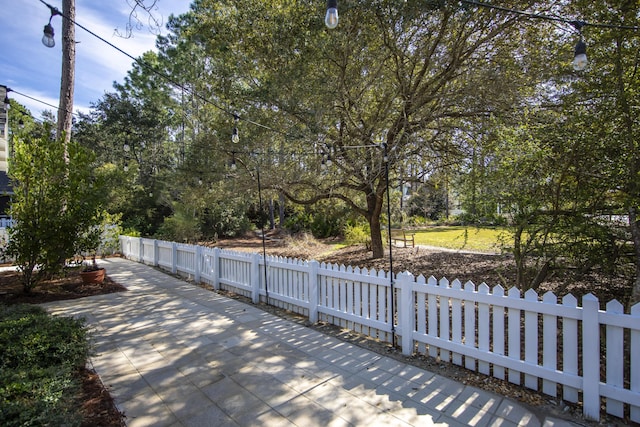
[[459, 0, 640, 31], [6, 88, 79, 118], [37, 0, 288, 138], [32, 0, 640, 149]]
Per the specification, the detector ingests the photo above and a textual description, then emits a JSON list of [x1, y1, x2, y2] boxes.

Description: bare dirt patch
[[216, 230, 631, 305]]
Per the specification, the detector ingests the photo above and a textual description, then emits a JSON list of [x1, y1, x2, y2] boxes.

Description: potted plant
[[80, 254, 106, 284], [77, 224, 106, 285]]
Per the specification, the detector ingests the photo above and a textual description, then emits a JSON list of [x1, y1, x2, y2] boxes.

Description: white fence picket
[[524, 289, 539, 390], [631, 304, 640, 423], [542, 291, 558, 396], [427, 276, 439, 359], [439, 277, 451, 363], [477, 283, 490, 375], [464, 281, 476, 371], [507, 287, 521, 385], [606, 299, 624, 418], [562, 294, 579, 403], [492, 285, 505, 381], [119, 236, 640, 422], [416, 275, 427, 354]]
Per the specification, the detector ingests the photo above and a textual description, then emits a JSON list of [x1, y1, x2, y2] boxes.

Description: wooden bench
[[390, 229, 415, 248]]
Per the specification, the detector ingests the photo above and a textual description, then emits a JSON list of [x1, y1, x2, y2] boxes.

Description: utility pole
[[57, 0, 75, 153]]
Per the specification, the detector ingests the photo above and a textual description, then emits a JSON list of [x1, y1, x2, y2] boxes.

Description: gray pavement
[[41, 257, 581, 427]]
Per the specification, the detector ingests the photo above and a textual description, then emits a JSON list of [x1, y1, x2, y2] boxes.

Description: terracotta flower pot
[[80, 268, 106, 284]]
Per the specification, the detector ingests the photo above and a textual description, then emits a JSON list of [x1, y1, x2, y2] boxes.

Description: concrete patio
[[42, 257, 582, 427]]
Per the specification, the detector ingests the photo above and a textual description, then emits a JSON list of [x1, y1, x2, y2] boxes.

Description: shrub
[[284, 202, 351, 238], [6, 128, 107, 292], [0, 304, 90, 426], [343, 222, 371, 247], [202, 203, 252, 238], [156, 205, 202, 243]]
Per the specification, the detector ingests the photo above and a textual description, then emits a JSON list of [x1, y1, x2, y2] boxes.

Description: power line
[[459, 0, 640, 31], [38, 0, 287, 137], [6, 87, 79, 117]]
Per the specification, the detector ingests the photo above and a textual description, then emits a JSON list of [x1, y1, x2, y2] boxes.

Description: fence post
[[153, 239, 159, 266], [251, 253, 260, 304], [194, 245, 202, 283], [399, 272, 415, 356], [309, 260, 319, 323], [582, 293, 600, 421], [171, 242, 178, 275], [631, 303, 640, 423], [213, 247, 221, 290], [138, 237, 144, 263]]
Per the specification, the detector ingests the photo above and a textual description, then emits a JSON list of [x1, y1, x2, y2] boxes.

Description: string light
[[324, 0, 640, 71], [39, 0, 61, 48], [232, 114, 240, 143], [36, 0, 288, 140], [325, 0, 339, 29]]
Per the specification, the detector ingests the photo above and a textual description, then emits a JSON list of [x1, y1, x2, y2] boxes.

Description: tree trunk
[[369, 214, 384, 259], [279, 191, 285, 227], [513, 224, 525, 287], [366, 185, 386, 259], [57, 0, 75, 151]]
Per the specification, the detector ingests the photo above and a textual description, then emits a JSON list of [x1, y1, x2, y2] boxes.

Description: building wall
[[0, 85, 8, 172]]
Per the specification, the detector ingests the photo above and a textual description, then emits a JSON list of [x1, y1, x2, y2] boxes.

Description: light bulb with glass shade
[[123, 162, 129, 172], [325, 0, 338, 29], [573, 39, 587, 71], [231, 114, 240, 143], [42, 23, 55, 48], [230, 160, 237, 171], [123, 143, 130, 152]]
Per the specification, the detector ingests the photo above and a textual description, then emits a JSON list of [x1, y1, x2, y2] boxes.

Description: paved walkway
[[42, 258, 581, 427]]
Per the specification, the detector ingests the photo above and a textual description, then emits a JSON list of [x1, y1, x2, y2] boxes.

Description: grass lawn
[[411, 226, 507, 253]]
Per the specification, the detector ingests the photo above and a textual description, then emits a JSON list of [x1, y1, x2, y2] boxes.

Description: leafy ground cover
[[1, 304, 91, 426], [0, 269, 126, 426]]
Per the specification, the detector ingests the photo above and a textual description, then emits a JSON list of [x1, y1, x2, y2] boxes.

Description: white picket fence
[[119, 236, 640, 422]]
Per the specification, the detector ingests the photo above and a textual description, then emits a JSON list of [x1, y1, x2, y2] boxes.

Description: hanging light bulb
[[325, 0, 339, 29], [231, 114, 240, 143], [230, 159, 237, 170], [321, 158, 327, 170], [123, 143, 130, 152], [570, 21, 587, 72], [42, 23, 55, 48], [123, 162, 129, 172], [326, 154, 333, 167], [573, 39, 587, 71]]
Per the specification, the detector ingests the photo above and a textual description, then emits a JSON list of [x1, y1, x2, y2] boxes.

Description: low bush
[[0, 304, 90, 426], [343, 222, 371, 247]]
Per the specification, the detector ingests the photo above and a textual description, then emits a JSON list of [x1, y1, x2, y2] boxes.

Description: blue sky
[[2, 0, 192, 118]]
